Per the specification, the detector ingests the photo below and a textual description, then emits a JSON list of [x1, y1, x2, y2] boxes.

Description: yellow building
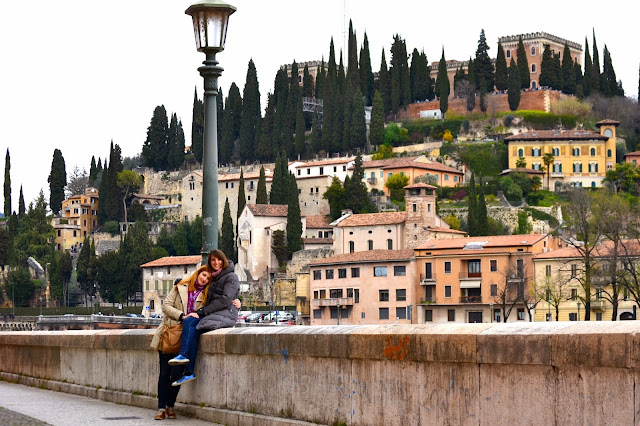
[[53, 187, 99, 251], [533, 242, 637, 321], [505, 119, 619, 190]]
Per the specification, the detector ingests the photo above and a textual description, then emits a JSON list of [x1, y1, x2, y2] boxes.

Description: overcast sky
[[1, 0, 638, 212]]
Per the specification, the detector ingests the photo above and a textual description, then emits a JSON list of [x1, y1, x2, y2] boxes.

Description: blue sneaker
[[172, 374, 195, 386], [168, 354, 189, 365]]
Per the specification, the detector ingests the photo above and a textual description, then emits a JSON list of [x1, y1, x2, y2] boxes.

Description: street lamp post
[[577, 301, 581, 321], [185, 0, 236, 263]]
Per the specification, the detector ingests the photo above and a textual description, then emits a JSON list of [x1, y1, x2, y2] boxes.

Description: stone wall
[[439, 205, 562, 234], [1, 323, 639, 425]]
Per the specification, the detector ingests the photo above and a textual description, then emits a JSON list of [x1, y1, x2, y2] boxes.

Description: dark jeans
[[157, 351, 184, 409], [179, 316, 202, 375]]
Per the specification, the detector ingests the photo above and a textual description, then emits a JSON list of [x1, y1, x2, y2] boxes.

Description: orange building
[[53, 187, 99, 251]]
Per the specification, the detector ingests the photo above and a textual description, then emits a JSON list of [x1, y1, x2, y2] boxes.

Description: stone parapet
[[0, 323, 638, 425]]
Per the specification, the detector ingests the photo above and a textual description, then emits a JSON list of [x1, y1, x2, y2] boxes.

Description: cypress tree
[[370, 91, 385, 148], [516, 36, 530, 89], [256, 165, 268, 204], [237, 168, 246, 240], [256, 93, 275, 161], [345, 154, 370, 214], [476, 180, 488, 236], [48, 149, 67, 215], [269, 153, 288, 205], [167, 113, 185, 170], [435, 49, 450, 118], [553, 52, 563, 91], [466, 58, 476, 112], [467, 174, 477, 236], [321, 74, 335, 154], [389, 34, 410, 112], [18, 186, 25, 217], [474, 29, 494, 91], [347, 20, 359, 90], [272, 68, 289, 156], [103, 142, 124, 222], [602, 45, 622, 97], [583, 38, 592, 97], [220, 83, 242, 165], [539, 44, 554, 88], [295, 95, 306, 155], [479, 79, 488, 114], [327, 38, 338, 87], [141, 105, 169, 171], [217, 85, 224, 159], [342, 81, 353, 152], [508, 58, 521, 111], [337, 52, 346, 92], [574, 61, 584, 98], [302, 64, 314, 129], [220, 197, 235, 263], [239, 59, 261, 163], [350, 87, 366, 151], [89, 156, 97, 186], [310, 113, 322, 153], [4, 148, 10, 219], [561, 43, 576, 94], [191, 88, 205, 164], [378, 49, 391, 115], [495, 43, 508, 91], [359, 32, 374, 105], [592, 30, 601, 93], [410, 48, 430, 102], [285, 173, 302, 257], [315, 61, 325, 100]]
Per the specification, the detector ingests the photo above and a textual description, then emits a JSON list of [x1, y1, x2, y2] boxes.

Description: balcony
[[420, 296, 436, 304], [590, 299, 605, 310], [460, 296, 482, 303], [367, 178, 377, 184], [507, 274, 525, 284], [459, 272, 481, 288], [550, 172, 564, 177], [420, 273, 436, 285], [312, 297, 354, 308]]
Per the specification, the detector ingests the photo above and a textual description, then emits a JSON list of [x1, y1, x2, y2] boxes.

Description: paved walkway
[[0, 381, 219, 425]]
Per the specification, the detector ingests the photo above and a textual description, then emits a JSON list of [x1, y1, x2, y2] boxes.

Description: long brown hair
[[207, 249, 229, 272], [181, 265, 211, 302]]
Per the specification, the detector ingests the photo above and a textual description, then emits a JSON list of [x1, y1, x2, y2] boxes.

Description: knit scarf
[[187, 282, 207, 314]]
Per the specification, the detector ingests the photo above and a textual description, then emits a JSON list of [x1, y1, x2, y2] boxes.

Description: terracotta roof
[[381, 158, 462, 174], [624, 151, 640, 158], [534, 240, 640, 259], [310, 249, 415, 266], [596, 119, 620, 127], [416, 234, 547, 250], [247, 204, 288, 217], [505, 130, 607, 142], [404, 183, 437, 189], [141, 255, 202, 268], [218, 170, 273, 182], [359, 156, 422, 169], [305, 215, 332, 228], [499, 168, 545, 176], [337, 211, 407, 227], [302, 238, 334, 244], [296, 157, 355, 168], [426, 226, 467, 234], [432, 247, 535, 256]]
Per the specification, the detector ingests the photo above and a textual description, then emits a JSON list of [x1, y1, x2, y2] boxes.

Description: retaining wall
[[1, 323, 639, 425]]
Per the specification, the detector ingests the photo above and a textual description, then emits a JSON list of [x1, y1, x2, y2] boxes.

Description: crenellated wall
[[1, 323, 639, 425]]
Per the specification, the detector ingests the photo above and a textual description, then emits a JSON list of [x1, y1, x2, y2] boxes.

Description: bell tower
[[596, 119, 620, 172], [404, 183, 437, 248]]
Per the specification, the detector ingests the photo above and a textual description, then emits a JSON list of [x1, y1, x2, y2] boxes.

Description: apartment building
[[140, 255, 202, 315], [414, 234, 558, 324], [505, 119, 618, 190], [309, 249, 417, 325], [53, 187, 99, 251]]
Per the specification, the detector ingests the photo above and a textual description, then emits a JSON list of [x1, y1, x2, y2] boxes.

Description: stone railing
[[1, 323, 639, 425]]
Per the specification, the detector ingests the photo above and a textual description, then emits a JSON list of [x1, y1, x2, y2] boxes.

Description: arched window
[[506, 50, 511, 58], [531, 64, 537, 73], [573, 147, 580, 156], [349, 241, 354, 253], [531, 81, 537, 89], [518, 148, 524, 157], [552, 147, 560, 156], [531, 46, 536, 55], [607, 149, 612, 158], [604, 129, 613, 138], [591, 181, 596, 188]]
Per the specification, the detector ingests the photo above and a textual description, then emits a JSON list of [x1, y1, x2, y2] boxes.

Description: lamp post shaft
[[199, 52, 223, 263]]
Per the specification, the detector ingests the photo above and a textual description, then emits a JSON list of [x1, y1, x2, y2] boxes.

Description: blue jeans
[[179, 316, 202, 375]]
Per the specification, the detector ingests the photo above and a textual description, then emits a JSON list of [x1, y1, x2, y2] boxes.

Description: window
[[589, 163, 598, 173], [490, 260, 497, 272], [444, 286, 452, 298], [145, 280, 150, 291], [57, 230, 61, 237], [343, 166, 347, 171], [368, 240, 373, 250], [231, 182, 234, 188], [349, 241, 354, 253], [310, 188, 314, 194], [338, 268, 347, 278], [490, 284, 498, 297], [607, 149, 612, 158], [531, 64, 537, 73], [552, 147, 560, 156], [506, 50, 511, 58], [297, 169, 301, 176], [448, 309, 455, 321], [532, 164, 541, 171], [334, 167, 337, 173], [346, 288, 353, 298], [571, 264, 577, 278], [412, 204, 417, 212], [570, 288, 578, 300], [396, 307, 407, 320], [546, 265, 552, 276], [532, 148, 541, 157], [150, 299, 155, 310], [590, 147, 596, 156], [379, 308, 389, 320], [325, 269, 334, 279], [313, 291, 318, 299], [396, 289, 406, 301], [354, 289, 360, 303], [320, 167, 324, 175], [444, 262, 451, 274], [444, 174, 449, 181], [307, 168, 311, 175], [379, 290, 389, 301], [596, 312, 603, 321], [454, 176, 459, 182], [553, 163, 562, 173], [518, 148, 524, 157], [387, 239, 393, 250], [468, 260, 481, 277], [517, 308, 525, 320], [425, 263, 433, 279], [531, 46, 536, 56], [425, 310, 433, 322], [319, 290, 326, 298], [73, 230, 77, 237], [330, 289, 343, 298], [573, 163, 583, 173], [351, 267, 360, 278], [573, 147, 580, 156], [374, 266, 387, 277], [569, 313, 577, 321], [394, 266, 406, 276], [313, 309, 322, 319]]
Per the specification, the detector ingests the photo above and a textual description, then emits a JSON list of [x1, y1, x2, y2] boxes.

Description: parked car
[[125, 313, 142, 318], [245, 312, 265, 323], [262, 312, 294, 323]]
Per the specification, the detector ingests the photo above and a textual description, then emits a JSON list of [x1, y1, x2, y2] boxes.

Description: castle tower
[[596, 119, 620, 172], [404, 183, 437, 248]]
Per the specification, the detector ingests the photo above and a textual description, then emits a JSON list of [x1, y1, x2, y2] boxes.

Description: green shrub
[[524, 207, 560, 228], [102, 221, 120, 235]]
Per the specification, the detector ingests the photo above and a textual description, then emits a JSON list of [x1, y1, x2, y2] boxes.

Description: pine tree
[[592, 30, 601, 93], [539, 44, 554, 88], [359, 32, 374, 105], [378, 49, 391, 115], [323, 176, 347, 220], [220, 197, 235, 263], [18, 186, 25, 217], [269, 153, 288, 205], [561, 43, 576, 94], [286, 172, 302, 257], [516, 36, 530, 89], [350, 87, 367, 151], [508, 58, 521, 111], [467, 174, 477, 236], [167, 113, 185, 170], [583, 38, 592, 97], [191, 88, 205, 164], [474, 29, 494, 91], [345, 154, 370, 214], [4, 148, 11, 219], [369, 91, 385, 148], [48, 149, 67, 215], [495, 43, 508, 91], [256, 165, 268, 204], [141, 105, 169, 171], [239, 59, 261, 163], [347, 20, 359, 90], [479, 79, 488, 114], [435, 49, 450, 118]]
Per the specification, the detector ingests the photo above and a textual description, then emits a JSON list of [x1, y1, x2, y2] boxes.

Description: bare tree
[[66, 166, 88, 196], [534, 267, 573, 321], [493, 256, 528, 322]]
